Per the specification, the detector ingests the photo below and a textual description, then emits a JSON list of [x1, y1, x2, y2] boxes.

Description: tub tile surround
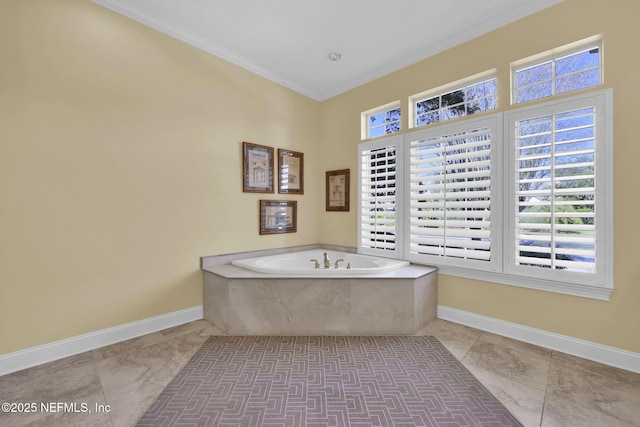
[[211, 278, 352, 335], [202, 245, 438, 335]]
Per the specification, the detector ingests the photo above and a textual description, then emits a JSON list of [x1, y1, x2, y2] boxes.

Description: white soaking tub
[[231, 249, 409, 275]]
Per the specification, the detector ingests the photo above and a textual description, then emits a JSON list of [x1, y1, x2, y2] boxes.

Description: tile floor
[[0, 319, 638, 426]]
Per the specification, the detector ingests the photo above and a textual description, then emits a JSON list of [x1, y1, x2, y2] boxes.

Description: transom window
[[513, 42, 601, 104], [412, 76, 497, 128], [362, 102, 401, 139]]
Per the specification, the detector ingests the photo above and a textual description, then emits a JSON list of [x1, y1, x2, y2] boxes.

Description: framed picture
[[326, 169, 350, 212], [278, 149, 304, 194], [260, 200, 297, 234], [243, 141, 274, 193]]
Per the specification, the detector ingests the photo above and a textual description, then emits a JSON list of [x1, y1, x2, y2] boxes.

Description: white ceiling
[[93, 0, 563, 101]]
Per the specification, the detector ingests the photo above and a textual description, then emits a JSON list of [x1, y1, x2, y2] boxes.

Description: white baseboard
[[4, 305, 636, 376], [0, 306, 203, 376], [438, 305, 640, 374]]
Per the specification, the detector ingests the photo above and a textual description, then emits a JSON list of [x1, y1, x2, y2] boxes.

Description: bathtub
[[231, 249, 410, 275], [202, 246, 437, 335]]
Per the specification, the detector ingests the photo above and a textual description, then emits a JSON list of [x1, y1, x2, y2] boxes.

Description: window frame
[[504, 89, 613, 290], [511, 38, 603, 105], [361, 101, 402, 140], [409, 71, 498, 129]]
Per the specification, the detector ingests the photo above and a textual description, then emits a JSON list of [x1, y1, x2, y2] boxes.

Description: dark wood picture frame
[[278, 149, 304, 194], [242, 141, 274, 193], [260, 200, 297, 234], [326, 169, 350, 212]]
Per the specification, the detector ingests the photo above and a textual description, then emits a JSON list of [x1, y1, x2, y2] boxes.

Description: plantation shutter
[[359, 139, 402, 256], [407, 120, 495, 268], [514, 107, 597, 273]]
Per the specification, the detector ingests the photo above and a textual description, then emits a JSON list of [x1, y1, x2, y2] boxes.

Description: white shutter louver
[[409, 125, 493, 264], [360, 144, 398, 253]]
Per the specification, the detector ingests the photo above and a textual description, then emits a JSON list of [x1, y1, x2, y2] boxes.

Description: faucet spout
[[323, 252, 330, 269]]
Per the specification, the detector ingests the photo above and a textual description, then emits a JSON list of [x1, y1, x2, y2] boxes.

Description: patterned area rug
[[136, 336, 522, 426]]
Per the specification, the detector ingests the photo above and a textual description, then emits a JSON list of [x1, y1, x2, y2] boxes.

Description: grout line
[[460, 330, 484, 363], [92, 354, 115, 427]]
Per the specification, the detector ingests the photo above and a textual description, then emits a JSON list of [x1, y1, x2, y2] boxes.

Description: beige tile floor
[[1, 319, 638, 426]]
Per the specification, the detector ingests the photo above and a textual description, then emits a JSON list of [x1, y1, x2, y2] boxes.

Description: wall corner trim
[[438, 305, 640, 374], [0, 306, 203, 376]]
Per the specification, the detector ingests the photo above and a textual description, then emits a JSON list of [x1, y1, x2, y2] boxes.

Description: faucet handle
[[323, 252, 330, 268], [310, 259, 320, 269], [334, 259, 345, 269]]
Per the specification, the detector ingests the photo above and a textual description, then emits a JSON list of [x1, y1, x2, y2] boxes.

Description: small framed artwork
[[260, 200, 297, 234], [278, 149, 304, 194], [243, 141, 274, 193], [326, 169, 350, 212]]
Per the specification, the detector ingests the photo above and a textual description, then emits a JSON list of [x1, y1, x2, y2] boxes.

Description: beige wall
[[2, 0, 639, 357], [0, 0, 322, 354], [320, 0, 640, 353]]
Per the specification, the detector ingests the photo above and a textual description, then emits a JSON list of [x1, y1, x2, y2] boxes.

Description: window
[[358, 137, 403, 257], [412, 76, 497, 128], [358, 38, 612, 299], [362, 102, 401, 139], [358, 89, 612, 300], [407, 117, 499, 271], [505, 91, 612, 289], [513, 42, 601, 104]]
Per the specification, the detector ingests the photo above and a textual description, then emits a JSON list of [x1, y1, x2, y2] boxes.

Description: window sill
[[432, 265, 613, 301]]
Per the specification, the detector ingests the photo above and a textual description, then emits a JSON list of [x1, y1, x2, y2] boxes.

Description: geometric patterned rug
[[136, 336, 522, 426]]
